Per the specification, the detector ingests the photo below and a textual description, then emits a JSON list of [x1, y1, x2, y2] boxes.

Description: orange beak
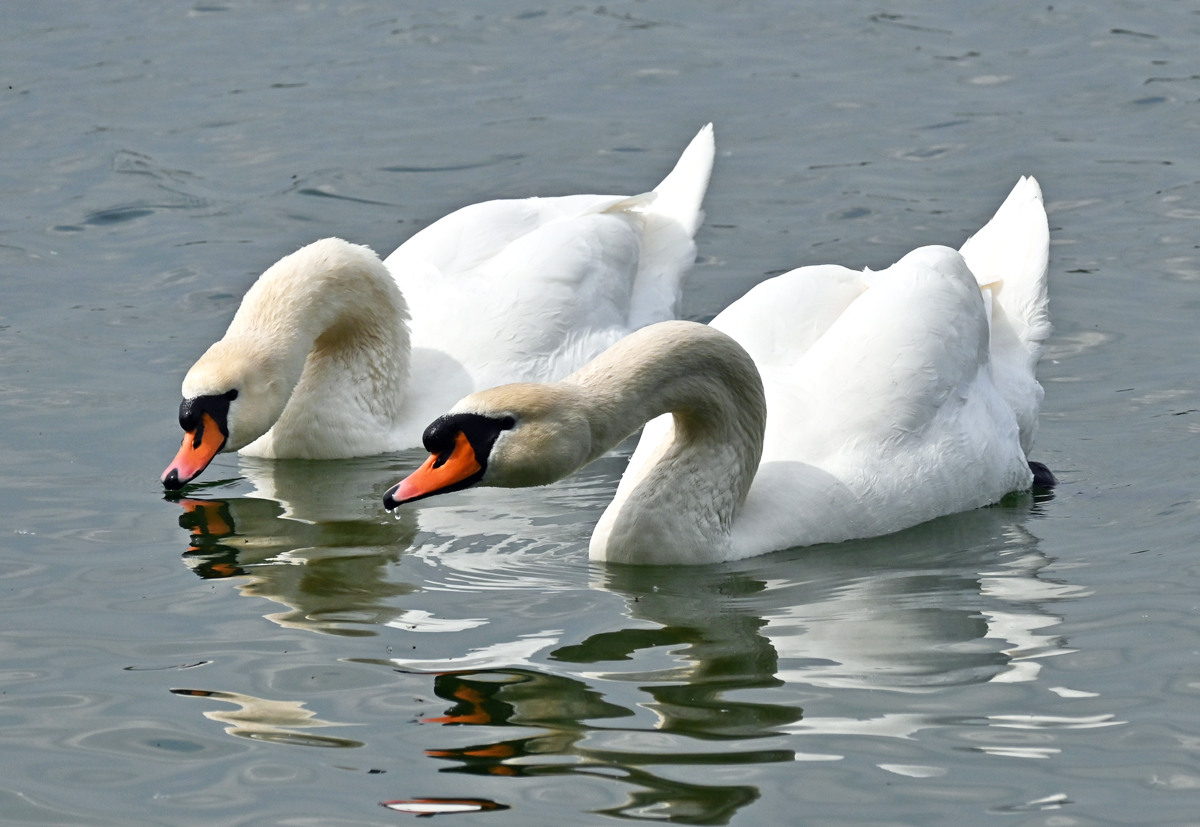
[[162, 412, 226, 490], [382, 431, 481, 509]]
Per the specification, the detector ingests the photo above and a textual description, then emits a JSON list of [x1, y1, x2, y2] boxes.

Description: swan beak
[[162, 412, 227, 490], [383, 431, 481, 510]]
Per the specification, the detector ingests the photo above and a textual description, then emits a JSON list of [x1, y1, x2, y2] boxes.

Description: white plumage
[[171, 125, 715, 471], [405, 177, 1051, 565], [612, 177, 1051, 561]]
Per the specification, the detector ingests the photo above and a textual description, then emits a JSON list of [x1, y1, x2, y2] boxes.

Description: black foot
[[1029, 460, 1057, 489]]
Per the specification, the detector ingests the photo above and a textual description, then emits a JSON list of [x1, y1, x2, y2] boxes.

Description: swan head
[[382, 383, 593, 509], [161, 338, 301, 490]]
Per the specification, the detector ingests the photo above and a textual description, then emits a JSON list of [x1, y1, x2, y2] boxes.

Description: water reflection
[[173, 455, 421, 635], [569, 496, 1079, 696], [379, 495, 1090, 823], [169, 688, 363, 748], [381, 799, 510, 816], [416, 669, 769, 824], [167, 459, 1093, 822]]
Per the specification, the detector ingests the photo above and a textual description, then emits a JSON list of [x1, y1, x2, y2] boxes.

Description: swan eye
[[421, 413, 516, 468], [178, 390, 238, 433], [164, 390, 239, 491], [384, 413, 515, 509]]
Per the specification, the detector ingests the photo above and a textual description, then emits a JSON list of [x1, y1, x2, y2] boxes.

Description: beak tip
[[382, 488, 400, 511], [162, 467, 185, 491]]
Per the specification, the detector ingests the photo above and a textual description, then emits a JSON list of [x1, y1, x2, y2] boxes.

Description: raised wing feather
[[959, 176, 1050, 452]]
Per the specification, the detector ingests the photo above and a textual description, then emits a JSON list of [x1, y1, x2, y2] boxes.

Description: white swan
[[383, 177, 1052, 565], [162, 125, 715, 489]]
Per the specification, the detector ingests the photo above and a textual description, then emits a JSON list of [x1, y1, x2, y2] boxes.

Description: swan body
[[162, 125, 715, 488], [385, 177, 1051, 565]]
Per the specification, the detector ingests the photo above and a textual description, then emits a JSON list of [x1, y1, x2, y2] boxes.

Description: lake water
[[3, 1, 1200, 825]]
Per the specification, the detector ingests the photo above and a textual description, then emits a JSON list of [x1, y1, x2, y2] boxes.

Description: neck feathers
[[565, 321, 766, 564], [234, 238, 411, 457]]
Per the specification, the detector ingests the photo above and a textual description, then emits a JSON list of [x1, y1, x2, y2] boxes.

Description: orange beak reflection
[[162, 412, 226, 490], [383, 431, 481, 509]]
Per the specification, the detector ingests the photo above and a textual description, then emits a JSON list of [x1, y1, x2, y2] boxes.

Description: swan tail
[[959, 176, 1051, 354], [959, 176, 1050, 456], [620, 125, 715, 330], [648, 123, 715, 236]]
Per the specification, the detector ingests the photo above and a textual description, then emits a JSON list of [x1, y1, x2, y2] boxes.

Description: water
[[3, 1, 1200, 824]]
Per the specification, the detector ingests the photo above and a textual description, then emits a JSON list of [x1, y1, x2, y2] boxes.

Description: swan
[[161, 125, 715, 489], [382, 177, 1053, 565]]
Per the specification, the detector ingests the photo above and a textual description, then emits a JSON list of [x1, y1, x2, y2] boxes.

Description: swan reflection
[[169, 688, 363, 748], [167, 460, 1098, 823], [174, 454, 422, 635], [557, 498, 1079, 695], [379, 494, 1097, 823], [412, 668, 771, 823]]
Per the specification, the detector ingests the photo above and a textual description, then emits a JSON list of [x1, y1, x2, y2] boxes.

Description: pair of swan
[[162, 124, 715, 488], [383, 177, 1053, 565], [162, 128, 1053, 565]]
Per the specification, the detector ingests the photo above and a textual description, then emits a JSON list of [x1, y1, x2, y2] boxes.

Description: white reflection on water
[[169, 454, 1109, 820], [169, 689, 363, 748], [174, 455, 420, 635], [390, 633, 561, 672], [178, 456, 1093, 700]]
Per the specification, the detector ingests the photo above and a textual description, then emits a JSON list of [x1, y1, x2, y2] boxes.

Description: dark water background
[[3, 2, 1200, 825]]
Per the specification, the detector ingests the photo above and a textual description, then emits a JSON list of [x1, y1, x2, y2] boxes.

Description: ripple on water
[[401, 462, 620, 593], [71, 725, 243, 761]]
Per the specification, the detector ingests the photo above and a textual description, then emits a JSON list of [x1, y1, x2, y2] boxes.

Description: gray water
[[3, 1, 1200, 825]]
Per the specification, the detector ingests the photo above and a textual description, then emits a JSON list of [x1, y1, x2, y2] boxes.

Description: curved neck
[[223, 239, 411, 456], [564, 321, 766, 564]]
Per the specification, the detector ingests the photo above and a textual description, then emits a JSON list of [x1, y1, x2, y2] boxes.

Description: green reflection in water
[[420, 669, 776, 825], [403, 495, 1075, 823], [170, 455, 421, 636]]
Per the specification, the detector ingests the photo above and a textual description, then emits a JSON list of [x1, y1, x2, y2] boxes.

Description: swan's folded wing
[[710, 264, 866, 370], [788, 246, 991, 455], [385, 194, 636, 281], [389, 197, 650, 390], [383, 126, 714, 390], [746, 245, 1020, 510], [736, 246, 1027, 544]]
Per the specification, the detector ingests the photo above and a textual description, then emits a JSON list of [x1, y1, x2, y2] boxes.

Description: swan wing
[[390, 197, 648, 390], [710, 263, 867, 370], [385, 127, 714, 393], [722, 247, 1028, 557]]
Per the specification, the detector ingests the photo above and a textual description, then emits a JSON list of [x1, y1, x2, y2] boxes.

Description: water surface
[[3, 2, 1200, 825]]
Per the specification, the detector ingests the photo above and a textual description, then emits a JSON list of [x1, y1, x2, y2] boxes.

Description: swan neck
[[565, 321, 767, 564], [215, 239, 411, 456]]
